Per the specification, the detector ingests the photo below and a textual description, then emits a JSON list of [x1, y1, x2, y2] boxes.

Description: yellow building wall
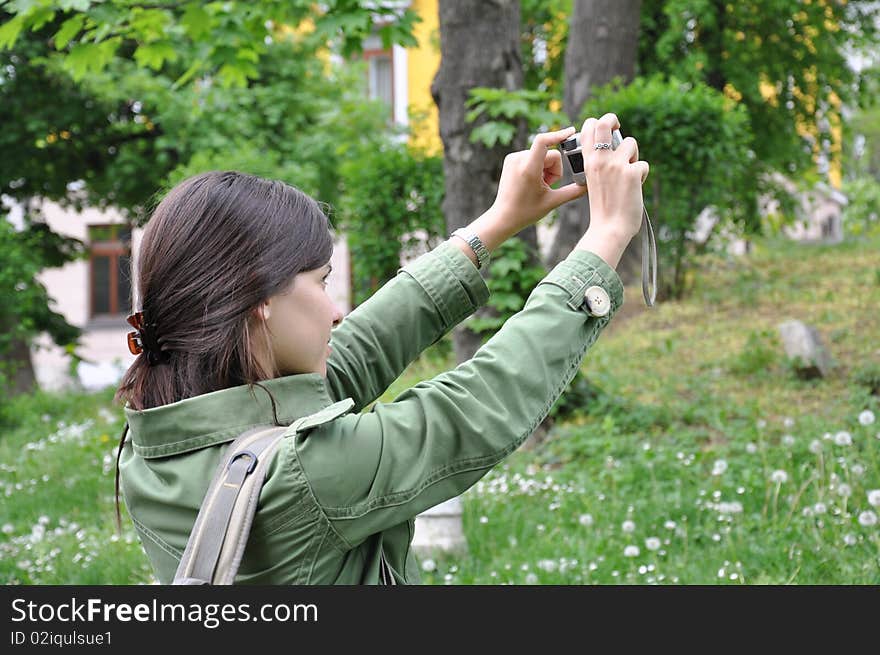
[[406, 0, 442, 156]]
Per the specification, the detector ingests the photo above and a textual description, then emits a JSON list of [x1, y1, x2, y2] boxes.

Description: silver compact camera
[[560, 128, 624, 185]]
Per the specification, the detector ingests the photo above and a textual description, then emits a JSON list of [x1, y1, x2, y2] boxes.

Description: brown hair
[[112, 170, 334, 528]]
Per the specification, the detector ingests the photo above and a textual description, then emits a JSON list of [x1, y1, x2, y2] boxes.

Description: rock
[[777, 320, 835, 378]]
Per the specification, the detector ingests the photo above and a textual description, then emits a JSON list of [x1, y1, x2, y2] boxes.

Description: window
[[88, 224, 132, 318], [364, 48, 394, 121]]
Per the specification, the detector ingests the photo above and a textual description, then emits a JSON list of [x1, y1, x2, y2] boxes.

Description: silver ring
[[594, 142, 613, 150]]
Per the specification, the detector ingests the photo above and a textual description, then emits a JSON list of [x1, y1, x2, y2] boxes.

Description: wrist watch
[[451, 228, 491, 270]]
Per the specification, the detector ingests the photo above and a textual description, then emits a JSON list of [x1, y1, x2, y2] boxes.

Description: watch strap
[[451, 228, 491, 270]]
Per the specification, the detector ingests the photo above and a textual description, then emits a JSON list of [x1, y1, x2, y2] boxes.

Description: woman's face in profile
[[259, 261, 344, 377]]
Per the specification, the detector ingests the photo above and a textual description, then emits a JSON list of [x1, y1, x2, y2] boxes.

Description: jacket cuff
[[398, 240, 491, 325], [538, 248, 625, 318]]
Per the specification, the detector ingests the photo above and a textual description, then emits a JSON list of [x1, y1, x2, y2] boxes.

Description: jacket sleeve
[[324, 240, 491, 413], [296, 247, 626, 549]]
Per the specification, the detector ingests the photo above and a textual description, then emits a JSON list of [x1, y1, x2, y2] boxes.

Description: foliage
[[0, 220, 87, 399], [466, 237, 547, 337], [639, 0, 879, 181], [336, 140, 447, 307], [0, 5, 407, 396], [580, 74, 753, 299], [465, 87, 567, 148], [0, 0, 419, 89], [520, 0, 571, 98], [841, 177, 880, 238]]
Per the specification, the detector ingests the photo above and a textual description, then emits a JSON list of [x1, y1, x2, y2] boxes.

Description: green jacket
[[120, 240, 624, 584]]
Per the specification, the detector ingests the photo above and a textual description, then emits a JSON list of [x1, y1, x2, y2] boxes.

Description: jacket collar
[[124, 373, 334, 459]]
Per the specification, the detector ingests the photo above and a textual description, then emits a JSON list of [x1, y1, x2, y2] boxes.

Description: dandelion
[[843, 534, 857, 546], [420, 558, 436, 573], [664, 520, 676, 530], [645, 537, 661, 551], [756, 419, 766, 429], [783, 417, 795, 428], [712, 460, 728, 476], [2, 523, 13, 534], [782, 434, 795, 447], [479, 516, 489, 524], [770, 470, 788, 484], [623, 545, 640, 558], [578, 513, 594, 527], [868, 490, 880, 508], [838, 483, 852, 498], [537, 559, 558, 572], [621, 520, 635, 533], [858, 410, 875, 426], [852, 464, 865, 477], [813, 502, 827, 514], [809, 439, 822, 454], [525, 572, 538, 584], [745, 442, 758, 454], [834, 431, 853, 446], [857, 511, 877, 527]]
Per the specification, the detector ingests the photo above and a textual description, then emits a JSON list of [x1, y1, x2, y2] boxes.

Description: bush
[[580, 74, 755, 300], [337, 140, 446, 307]]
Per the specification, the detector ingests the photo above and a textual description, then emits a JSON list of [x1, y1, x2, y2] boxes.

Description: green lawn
[[2, 232, 878, 584]]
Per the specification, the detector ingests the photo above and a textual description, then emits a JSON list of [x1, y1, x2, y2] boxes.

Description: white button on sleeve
[[583, 285, 611, 317]]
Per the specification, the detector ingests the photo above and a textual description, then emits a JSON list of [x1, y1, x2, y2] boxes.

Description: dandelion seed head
[[645, 537, 661, 551], [834, 431, 853, 446], [421, 558, 436, 572], [578, 513, 594, 527], [712, 459, 728, 476], [782, 434, 795, 447], [664, 520, 676, 530], [858, 410, 875, 426], [843, 533, 856, 546], [746, 442, 758, 454], [838, 483, 852, 498], [857, 510, 877, 527], [867, 490, 880, 508], [809, 439, 823, 454], [621, 520, 635, 533], [770, 470, 788, 484], [623, 545, 640, 557]]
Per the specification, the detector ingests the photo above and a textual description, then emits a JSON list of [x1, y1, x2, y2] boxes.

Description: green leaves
[[63, 37, 121, 81], [52, 13, 84, 49], [0, 1, 419, 90], [133, 40, 177, 71], [465, 87, 567, 147]]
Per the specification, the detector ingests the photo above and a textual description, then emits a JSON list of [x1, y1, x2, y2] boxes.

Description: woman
[[115, 113, 649, 584]]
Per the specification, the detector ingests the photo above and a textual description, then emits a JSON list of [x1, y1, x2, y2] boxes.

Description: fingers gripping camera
[[559, 127, 658, 308], [559, 129, 624, 186]]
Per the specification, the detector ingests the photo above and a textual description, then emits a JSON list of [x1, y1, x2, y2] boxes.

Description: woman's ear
[[253, 300, 271, 322]]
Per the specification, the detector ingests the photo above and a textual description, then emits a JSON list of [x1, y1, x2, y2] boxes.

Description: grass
[[1, 232, 879, 584]]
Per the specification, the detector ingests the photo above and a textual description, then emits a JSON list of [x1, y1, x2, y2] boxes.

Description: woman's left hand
[[489, 126, 588, 233]]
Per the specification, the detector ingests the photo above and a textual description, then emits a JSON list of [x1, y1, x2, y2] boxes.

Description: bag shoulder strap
[[172, 398, 356, 585]]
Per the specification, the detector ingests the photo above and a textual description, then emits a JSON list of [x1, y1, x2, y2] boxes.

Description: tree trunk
[[432, 0, 541, 366], [546, 0, 643, 288], [0, 314, 38, 399]]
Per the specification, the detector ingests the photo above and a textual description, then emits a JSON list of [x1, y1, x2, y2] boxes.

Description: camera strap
[[641, 205, 657, 307]]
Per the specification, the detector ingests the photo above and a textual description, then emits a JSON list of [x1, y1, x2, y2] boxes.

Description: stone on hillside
[[777, 320, 834, 378]]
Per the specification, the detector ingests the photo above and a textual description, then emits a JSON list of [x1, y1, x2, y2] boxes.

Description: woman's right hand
[[580, 113, 650, 242]]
